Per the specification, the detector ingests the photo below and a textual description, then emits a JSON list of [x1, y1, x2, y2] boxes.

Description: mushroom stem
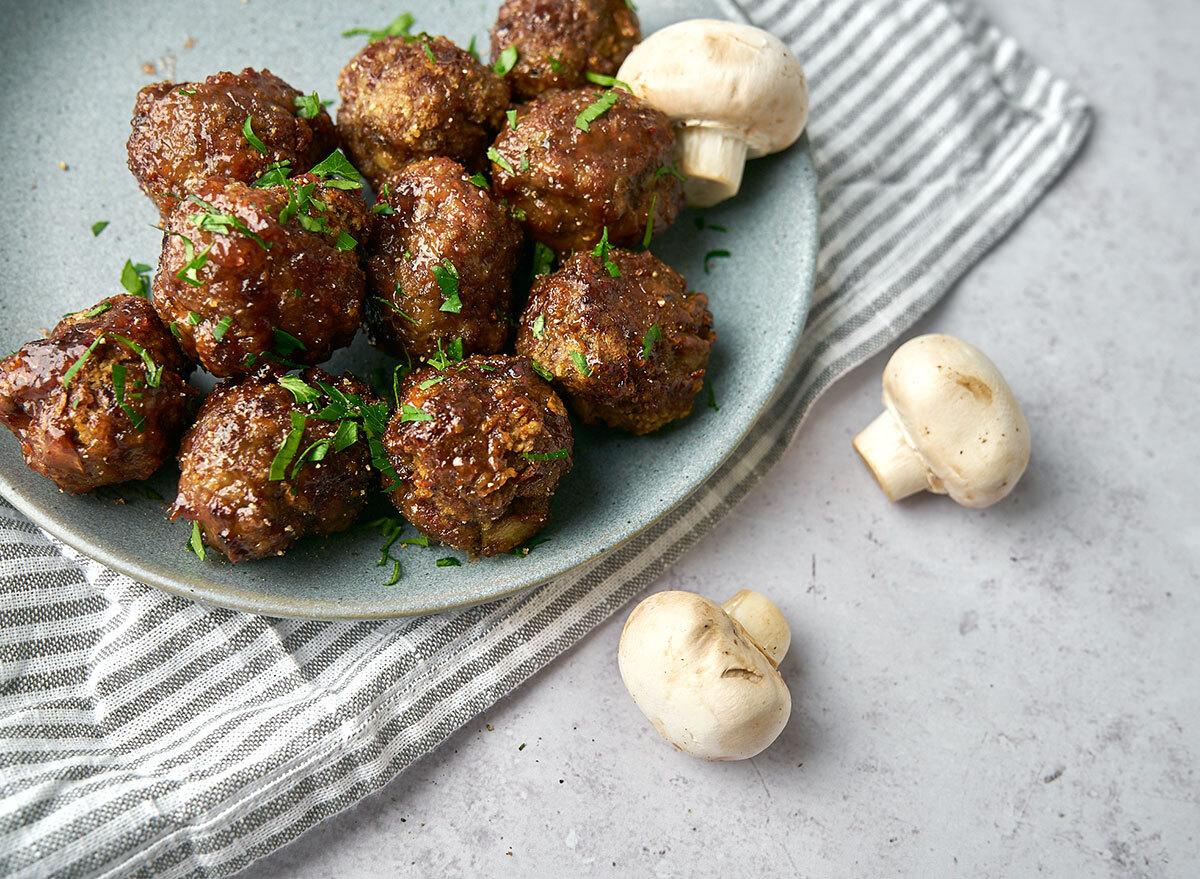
[[853, 410, 933, 502], [677, 125, 748, 208], [721, 590, 790, 667]]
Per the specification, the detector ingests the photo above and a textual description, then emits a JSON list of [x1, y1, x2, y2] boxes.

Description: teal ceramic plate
[[0, 0, 816, 618]]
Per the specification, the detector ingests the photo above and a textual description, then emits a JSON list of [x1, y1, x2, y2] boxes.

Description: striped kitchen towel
[[0, 0, 1091, 876]]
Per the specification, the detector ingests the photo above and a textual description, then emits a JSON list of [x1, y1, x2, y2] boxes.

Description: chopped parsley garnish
[[243, 116, 268, 154], [279, 375, 322, 403], [642, 323, 661, 359], [177, 87, 197, 96], [399, 535, 431, 547], [187, 311, 202, 326], [487, 146, 514, 175], [531, 313, 545, 338], [109, 334, 163, 387], [164, 230, 212, 287], [187, 521, 206, 561], [493, 45, 518, 75], [519, 152, 530, 172], [428, 337, 465, 370], [506, 109, 518, 129], [530, 359, 553, 381], [466, 172, 489, 190], [91, 221, 109, 237], [421, 39, 436, 63], [508, 536, 551, 556], [120, 260, 152, 297], [384, 559, 402, 586], [704, 249, 731, 273], [293, 91, 331, 119], [575, 90, 619, 132], [336, 231, 357, 250], [272, 329, 307, 356], [706, 377, 719, 411], [252, 160, 293, 189], [584, 72, 630, 91], [511, 206, 526, 221], [643, 193, 657, 248], [342, 12, 414, 42], [436, 556, 461, 567], [186, 194, 271, 249], [211, 316, 233, 342], [466, 35, 479, 61], [111, 363, 145, 430], [375, 294, 417, 324], [168, 321, 182, 339], [522, 449, 569, 461], [655, 163, 687, 182], [570, 351, 592, 377], [592, 227, 620, 277], [269, 411, 307, 481], [82, 303, 112, 318], [532, 241, 555, 277], [546, 55, 563, 73], [61, 335, 106, 387], [309, 149, 365, 188], [400, 403, 434, 423], [432, 259, 461, 313], [418, 375, 446, 390]]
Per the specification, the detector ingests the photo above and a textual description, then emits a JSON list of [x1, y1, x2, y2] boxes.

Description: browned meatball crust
[[127, 68, 338, 216], [172, 369, 380, 562], [337, 36, 511, 186], [489, 88, 682, 254], [365, 158, 523, 361], [153, 174, 369, 378], [515, 249, 713, 434], [0, 295, 193, 493], [383, 356, 572, 555], [491, 0, 640, 100]]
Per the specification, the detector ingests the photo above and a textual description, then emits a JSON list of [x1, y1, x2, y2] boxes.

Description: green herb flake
[[642, 323, 661, 359], [252, 160, 293, 189], [187, 311, 202, 326], [531, 241, 555, 277], [400, 403, 434, 423], [519, 743, 527, 750], [309, 149, 362, 185], [343, 12, 415, 42], [269, 411, 308, 481], [467, 172, 489, 189], [703, 249, 731, 273], [421, 39, 436, 63], [570, 351, 592, 377], [243, 116, 268, 154], [591, 226, 620, 277], [336, 231, 357, 251], [522, 449, 569, 461], [530, 359, 553, 382], [120, 259, 152, 297], [432, 259, 461, 313], [83, 303, 112, 319], [187, 521, 206, 561], [506, 108, 518, 130], [546, 55, 563, 73], [211, 316, 233, 342], [279, 375, 321, 403], [383, 559, 402, 586], [273, 329, 307, 356], [508, 536, 551, 556], [531, 313, 545, 338], [61, 335, 105, 387], [487, 146, 514, 176], [177, 87, 197, 96], [187, 194, 271, 249], [168, 321, 182, 339], [418, 375, 446, 390], [293, 91, 331, 119], [643, 193, 657, 248], [575, 89, 619, 132], [436, 556, 462, 567], [584, 71, 630, 91], [466, 35, 480, 61], [706, 377, 719, 411], [399, 535, 431, 547], [91, 220, 109, 237], [109, 334, 163, 387], [655, 163, 687, 182], [111, 362, 145, 430], [168, 230, 213, 287], [332, 419, 359, 452], [493, 45, 518, 76]]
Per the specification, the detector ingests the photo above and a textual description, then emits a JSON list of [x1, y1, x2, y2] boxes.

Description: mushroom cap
[[618, 590, 791, 761], [883, 334, 1031, 508], [616, 19, 808, 158]]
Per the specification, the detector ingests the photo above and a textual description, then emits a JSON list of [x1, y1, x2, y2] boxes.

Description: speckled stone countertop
[[242, 1, 1199, 875]]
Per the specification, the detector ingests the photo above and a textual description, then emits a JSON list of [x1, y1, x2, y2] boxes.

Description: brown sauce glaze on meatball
[[489, 87, 682, 255], [172, 369, 380, 562], [0, 295, 193, 493], [127, 69, 338, 216], [515, 248, 713, 434], [365, 158, 523, 362], [153, 174, 369, 378], [491, 0, 640, 101], [337, 36, 510, 187], [383, 355, 572, 556]]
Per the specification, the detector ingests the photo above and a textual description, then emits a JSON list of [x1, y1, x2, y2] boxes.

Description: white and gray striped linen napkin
[[0, 1, 1091, 875]]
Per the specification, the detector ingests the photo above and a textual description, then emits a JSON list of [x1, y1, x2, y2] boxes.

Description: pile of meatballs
[[0, 0, 716, 564]]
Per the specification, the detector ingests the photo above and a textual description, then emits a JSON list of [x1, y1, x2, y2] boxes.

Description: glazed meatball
[[365, 158, 523, 361], [491, 0, 640, 100], [337, 35, 510, 186], [172, 369, 380, 561], [127, 68, 338, 216], [0, 295, 193, 493], [153, 174, 369, 377], [383, 355, 572, 555], [489, 87, 682, 254], [515, 248, 713, 434]]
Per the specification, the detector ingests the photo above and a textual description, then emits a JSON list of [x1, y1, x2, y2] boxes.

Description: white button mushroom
[[617, 19, 809, 208], [853, 334, 1031, 508], [617, 589, 791, 760]]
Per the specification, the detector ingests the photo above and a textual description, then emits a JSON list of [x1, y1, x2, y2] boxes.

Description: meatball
[[365, 158, 523, 362], [172, 368, 381, 561], [515, 248, 713, 434], [383, 355, 572, 555], [0, 295, 193, 493], [337, 35, 510, 186], [153, 174, 369, 377], [489, 87, 682, 254], [490, 0, 640, 100], [127, 68, 338, 216]]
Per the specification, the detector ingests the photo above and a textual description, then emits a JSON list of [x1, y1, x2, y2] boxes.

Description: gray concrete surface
[[243, 1, 1200, 875]]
